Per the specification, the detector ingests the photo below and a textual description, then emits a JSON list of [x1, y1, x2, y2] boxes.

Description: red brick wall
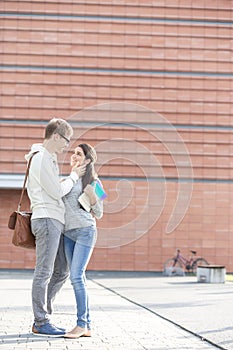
[[1, 1, 233, 271]]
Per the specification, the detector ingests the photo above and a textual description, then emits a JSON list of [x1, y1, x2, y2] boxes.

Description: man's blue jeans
[[31, 218, 69, 326], [64, 226, 96, 330]]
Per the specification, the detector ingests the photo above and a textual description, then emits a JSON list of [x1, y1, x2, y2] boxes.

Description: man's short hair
[[45, 118, 73, 139]]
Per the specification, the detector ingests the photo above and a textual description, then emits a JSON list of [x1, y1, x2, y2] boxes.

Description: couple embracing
[[25, 118, 104, 338]]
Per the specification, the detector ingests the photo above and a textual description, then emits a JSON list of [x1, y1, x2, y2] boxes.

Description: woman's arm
[[83, 183, 103, 219]]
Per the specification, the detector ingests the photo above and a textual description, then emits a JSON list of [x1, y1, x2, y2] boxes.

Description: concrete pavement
[[0, 269, 232, 350]]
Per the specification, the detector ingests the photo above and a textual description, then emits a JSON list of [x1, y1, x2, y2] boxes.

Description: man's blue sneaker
[[32, 323, 66, 337], [53, 324, 66, 332]]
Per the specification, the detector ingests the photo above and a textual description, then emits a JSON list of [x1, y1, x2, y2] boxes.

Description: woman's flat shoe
[[82, 329, 91, 337], [64, 326, 86, 339]]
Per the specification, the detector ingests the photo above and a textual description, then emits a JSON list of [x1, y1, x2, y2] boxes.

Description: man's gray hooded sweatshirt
[[25, 143, 78, 225]]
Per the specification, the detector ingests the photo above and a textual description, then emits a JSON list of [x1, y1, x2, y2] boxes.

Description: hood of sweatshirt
[[24, 143, 45, 161]]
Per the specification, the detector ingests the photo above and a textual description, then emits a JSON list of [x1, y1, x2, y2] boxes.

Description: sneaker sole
[[32, 331, 64, 338]]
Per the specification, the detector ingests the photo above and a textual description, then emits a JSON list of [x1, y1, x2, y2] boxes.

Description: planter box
[[197, 265, 225, 283]]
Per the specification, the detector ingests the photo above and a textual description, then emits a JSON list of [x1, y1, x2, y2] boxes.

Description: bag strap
[[18, 152, 38, 211]]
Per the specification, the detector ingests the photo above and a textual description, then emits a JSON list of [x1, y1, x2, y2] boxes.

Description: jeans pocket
[[31, 218, 47, 237], [78, 226, 96, 247]]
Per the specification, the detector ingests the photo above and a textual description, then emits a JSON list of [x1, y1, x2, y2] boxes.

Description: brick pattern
[[0, 1, 233, 271]]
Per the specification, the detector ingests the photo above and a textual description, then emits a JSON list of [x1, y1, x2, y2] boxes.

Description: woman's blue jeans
[[64, 226, 96, 330]]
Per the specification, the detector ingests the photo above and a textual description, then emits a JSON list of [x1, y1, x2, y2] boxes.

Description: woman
[[63, 143, 104, 339]]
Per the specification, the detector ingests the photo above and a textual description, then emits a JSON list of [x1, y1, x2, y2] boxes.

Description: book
[[94, 179, 107, 200], [78, 180, 107, 212], [78, 192, 92, 212]]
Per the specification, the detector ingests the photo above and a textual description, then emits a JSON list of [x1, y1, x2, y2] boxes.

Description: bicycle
[[163, 249, 209, 276]]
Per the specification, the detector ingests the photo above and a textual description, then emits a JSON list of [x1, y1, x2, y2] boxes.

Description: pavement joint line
[[89, 277, 227, 350]]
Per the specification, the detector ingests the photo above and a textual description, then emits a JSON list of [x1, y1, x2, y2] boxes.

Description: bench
[[197, 265, 226, 283]]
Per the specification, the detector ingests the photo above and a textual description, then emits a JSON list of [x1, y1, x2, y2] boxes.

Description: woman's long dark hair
[[78, 143, 97, 190]]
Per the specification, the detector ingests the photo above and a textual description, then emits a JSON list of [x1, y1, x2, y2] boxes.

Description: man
[[25, 118, 86, 337]]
